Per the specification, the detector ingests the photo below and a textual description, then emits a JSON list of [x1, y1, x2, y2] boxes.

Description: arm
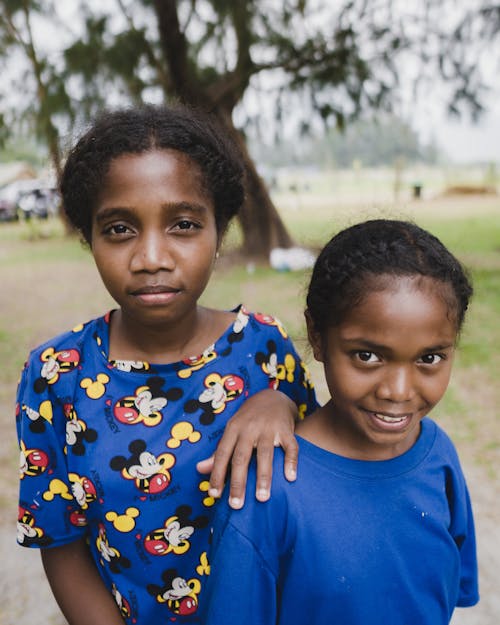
[[41, 538, 124, 625], [197, 388, 299, 509]]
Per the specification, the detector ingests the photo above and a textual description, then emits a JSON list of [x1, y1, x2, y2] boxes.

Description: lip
[[364, 409, 413, 431], [131, 284, 179, 295], [130, 284, 180, 305]]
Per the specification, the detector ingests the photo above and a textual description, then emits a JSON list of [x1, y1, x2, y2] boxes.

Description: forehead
[[100, 149, 210, 203], [335, 276, 458, 347]]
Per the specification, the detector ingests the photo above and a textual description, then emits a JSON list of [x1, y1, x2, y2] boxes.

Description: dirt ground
[[1, 211, 499, 624]]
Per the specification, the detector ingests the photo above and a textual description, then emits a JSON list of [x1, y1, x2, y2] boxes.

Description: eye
[[419, 353, 443, 365], [103, 223, 132, 236], [173, 219, 200, 231], [355, 351, 380, 363]]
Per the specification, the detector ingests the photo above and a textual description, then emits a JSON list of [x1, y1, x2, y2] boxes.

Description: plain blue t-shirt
[[204, 418, 479, 625]]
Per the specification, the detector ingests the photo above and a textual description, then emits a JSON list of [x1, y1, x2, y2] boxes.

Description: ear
[[304, 309, 324, 363]]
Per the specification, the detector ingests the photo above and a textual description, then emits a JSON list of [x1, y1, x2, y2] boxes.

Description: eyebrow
[[93, 201, 210, 224], [340, 338, 455, 353]]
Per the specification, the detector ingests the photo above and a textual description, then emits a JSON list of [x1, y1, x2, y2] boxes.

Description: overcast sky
[[416, 104, 500, 164]]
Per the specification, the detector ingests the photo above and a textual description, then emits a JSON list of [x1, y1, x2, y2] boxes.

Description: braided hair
[[306, 219, 473, 335], [59, 104, 245, 243]]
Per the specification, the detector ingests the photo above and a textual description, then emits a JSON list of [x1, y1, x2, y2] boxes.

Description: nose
[[130, 230, 174, 273], [375, 365, 415, 403]]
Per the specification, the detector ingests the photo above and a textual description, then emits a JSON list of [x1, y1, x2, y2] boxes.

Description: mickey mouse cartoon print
[[33, 347, 81, 393], [184, 372, 245, 425], [110, 439, 176, 494]]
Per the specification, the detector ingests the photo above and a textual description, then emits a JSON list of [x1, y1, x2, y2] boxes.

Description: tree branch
[[115, 0, 172, 94], [152, 0, 194, 101]]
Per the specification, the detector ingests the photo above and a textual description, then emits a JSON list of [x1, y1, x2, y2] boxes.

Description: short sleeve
[[443, 452, 479, 607], [202, 457, 288, 625], [16, 352, 87, 549], [453, 481, 479, 607], [252, 314, 318, 418], [203, 519, 278, 625]]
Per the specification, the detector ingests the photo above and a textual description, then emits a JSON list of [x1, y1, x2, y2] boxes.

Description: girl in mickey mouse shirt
[[16, 104, 317, 625]]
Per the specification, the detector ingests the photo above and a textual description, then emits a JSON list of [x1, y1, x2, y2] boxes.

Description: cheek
[[323, 359, 368, 400], [93, 253, 124, 291], [426, 369, 453, 404]]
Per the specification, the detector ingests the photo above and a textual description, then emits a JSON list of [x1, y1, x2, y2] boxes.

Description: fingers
[[195, 456, 214, 475], [280, 431, 299, 482], [207, 422, 239, 500], [254, 438, 274, 502], [205, 391, 300, 510], [208, 424, 275, 509], [226, 443, 254, 509]]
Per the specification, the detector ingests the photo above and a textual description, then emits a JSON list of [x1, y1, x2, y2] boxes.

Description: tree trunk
[[213, 112, 295, 259], [153, 0, 296, 260], [236, 134, 294, 257]]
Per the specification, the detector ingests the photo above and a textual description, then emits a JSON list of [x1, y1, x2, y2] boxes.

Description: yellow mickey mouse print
[[43, 478, 73, 502], [196, 551, 210, 576], [23, 399, 53, 433], [198, 480, 216, 507], [80, 373, 110, 399], [72, 323, 85, 333], [253, 312, 288, 338], [280, 353, 296, 384], [34, 347, 81, 394], [298, 402, 308, 421], [177, 345, 217, 379], [255, 341, 297, 390], [19, 440, 49, 479], [143, 505, 208, 557], [167, 421, 201, 449], [106, 507, 140, 532], [68, 473, 97, 509], [109, 440, 176, 495], [96, 523, 131, 573]]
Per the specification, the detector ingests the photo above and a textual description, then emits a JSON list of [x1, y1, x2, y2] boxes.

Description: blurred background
[[0, 1, 499, 623]]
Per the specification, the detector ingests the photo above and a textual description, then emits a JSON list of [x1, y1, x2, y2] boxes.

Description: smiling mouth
[[373, 413, 409, 424], [364, 410, 414, 430]]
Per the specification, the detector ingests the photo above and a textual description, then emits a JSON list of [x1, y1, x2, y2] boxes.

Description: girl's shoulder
[[25, 313, 108, 364], [244, 307, 291, 341], [216, 447, 295, 540], [425, 418, 463, 466], [204, 305, 294, 355], [18, 314, 109, 404]]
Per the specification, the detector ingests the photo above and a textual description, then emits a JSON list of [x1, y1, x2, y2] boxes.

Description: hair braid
[[306, 219, 473, 334]]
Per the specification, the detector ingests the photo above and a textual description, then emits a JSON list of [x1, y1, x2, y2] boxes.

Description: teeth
[[374, 413, 407, 423]]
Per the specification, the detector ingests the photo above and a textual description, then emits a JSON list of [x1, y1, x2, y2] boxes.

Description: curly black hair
[[59, 104, 245, 243], [306, 219, 473, 335]]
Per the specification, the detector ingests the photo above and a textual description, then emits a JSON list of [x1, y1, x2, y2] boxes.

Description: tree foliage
[[0, 0, 498, 255], [251, 114, 439, 169]]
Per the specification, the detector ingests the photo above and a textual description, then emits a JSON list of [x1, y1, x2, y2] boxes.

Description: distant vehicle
[[0, 178, 59, 221], [0, 197, 18, 221]]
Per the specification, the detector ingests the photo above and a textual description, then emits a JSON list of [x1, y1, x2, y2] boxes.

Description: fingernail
[[229, 497, 242, 509], [287, 468, 297, 480], [256, 488, 269, 501], [208, 488, 220, 498]]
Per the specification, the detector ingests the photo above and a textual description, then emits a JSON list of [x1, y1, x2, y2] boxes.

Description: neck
[[108, 306, 228, 364]]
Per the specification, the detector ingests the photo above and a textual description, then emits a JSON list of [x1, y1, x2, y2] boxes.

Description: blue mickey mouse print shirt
[[16, 306, 317, 623]]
